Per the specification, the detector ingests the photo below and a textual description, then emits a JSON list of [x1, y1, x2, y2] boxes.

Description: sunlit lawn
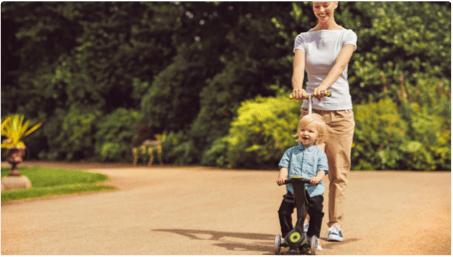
[[1, 166, 115, 202]]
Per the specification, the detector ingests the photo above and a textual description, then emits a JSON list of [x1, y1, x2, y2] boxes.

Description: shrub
[[94, 108, 144, 162], [161, 131, 199, 165], [353, 100, 451, 171], [394, 75, 451, 170], [396, 103, 446, 171], [38, 106, 101, 161], [201, 137, 229, 167], [352, 99, 408, 170], [206, 93, 301, 169]]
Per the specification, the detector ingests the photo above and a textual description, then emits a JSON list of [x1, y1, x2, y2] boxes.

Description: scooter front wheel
[[274, 234, 282, 255]]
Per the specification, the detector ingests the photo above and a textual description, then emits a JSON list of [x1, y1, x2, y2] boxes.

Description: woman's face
[[312, 1, 338, 23]]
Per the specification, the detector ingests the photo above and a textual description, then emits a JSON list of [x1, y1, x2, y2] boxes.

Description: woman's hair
[[293, 113, 328, 145]]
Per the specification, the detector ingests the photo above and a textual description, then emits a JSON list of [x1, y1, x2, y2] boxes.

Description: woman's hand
[[276, 178, 286, 186], [292, 88, 308, 101], [312, 85, 329, 100]]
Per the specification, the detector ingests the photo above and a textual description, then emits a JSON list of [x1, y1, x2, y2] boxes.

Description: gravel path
[[1, 162, 451, 255]]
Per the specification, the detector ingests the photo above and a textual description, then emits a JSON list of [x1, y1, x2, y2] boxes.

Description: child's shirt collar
[[297, 143, 317, 151]]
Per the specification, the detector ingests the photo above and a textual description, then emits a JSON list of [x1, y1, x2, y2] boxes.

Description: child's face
[[299, 122, 321, 148]]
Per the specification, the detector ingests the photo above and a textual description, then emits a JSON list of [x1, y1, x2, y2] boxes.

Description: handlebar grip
[[282, 178, 311, 184], [289, 91, 332, 100]]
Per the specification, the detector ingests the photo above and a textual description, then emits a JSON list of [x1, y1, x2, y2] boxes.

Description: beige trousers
[[300, 108, 355, 229]]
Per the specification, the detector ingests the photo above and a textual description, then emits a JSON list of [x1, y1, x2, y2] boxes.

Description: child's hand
[[310, 177, 321, 185], [277, 167, 289, 186], [276, 178, 286, 186], [310, 170, 325, 185]]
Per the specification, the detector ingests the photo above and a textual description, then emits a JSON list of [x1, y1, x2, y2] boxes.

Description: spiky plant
[[1, 114, 42, 149]]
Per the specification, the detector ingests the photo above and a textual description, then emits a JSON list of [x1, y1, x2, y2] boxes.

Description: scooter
[[274, 92, 330, 255], [274, 175, 318, 255]]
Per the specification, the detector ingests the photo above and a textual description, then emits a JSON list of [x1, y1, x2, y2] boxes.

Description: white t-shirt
[[294, 27, 357, 110]]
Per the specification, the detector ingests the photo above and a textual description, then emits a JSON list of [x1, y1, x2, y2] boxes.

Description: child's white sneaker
[[304, 223, 309, 234], [315, 238, 322, 251], [306, 237, 322, 251], [326, 226, 344, 242]]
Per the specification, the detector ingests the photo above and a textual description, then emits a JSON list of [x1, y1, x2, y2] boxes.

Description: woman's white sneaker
[[326, 226, 343, 242]]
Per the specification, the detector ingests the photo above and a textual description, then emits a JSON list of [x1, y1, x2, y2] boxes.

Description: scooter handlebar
[[289, 91, 331, 100], [284, 178, 311, 184], [278, 177, 311, 186]]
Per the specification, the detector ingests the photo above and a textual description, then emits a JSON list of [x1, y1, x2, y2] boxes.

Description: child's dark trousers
[[278, 191, 324, 238]]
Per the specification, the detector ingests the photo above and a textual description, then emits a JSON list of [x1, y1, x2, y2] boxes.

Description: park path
[[1, 161, 451, 255]]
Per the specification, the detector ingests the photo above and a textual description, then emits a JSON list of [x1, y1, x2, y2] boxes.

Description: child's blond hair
[[293, 113, 328, 145]]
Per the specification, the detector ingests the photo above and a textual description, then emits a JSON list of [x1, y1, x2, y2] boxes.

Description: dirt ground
[[1, 161, 451, 255]]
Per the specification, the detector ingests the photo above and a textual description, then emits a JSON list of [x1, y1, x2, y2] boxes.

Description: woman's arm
[[291, 49, 308, 101], [312, 44, 355, 99]]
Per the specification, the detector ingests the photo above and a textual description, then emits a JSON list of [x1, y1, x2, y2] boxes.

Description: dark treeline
[[1, 2, 450, 168]]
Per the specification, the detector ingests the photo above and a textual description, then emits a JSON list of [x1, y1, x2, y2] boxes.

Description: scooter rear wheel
[[274, 234, 282, 255]]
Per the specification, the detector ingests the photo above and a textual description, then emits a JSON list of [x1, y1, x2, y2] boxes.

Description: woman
[[291, 1, 357, 242]]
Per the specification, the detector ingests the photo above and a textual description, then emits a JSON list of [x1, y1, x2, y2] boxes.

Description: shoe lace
[[329, 226, 341, 235]]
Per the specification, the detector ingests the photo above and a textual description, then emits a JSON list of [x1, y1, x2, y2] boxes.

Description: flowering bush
[[203, 92, 301, 168]]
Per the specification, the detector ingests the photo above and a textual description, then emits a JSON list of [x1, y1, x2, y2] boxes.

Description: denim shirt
[[278, 143, 329, 197]]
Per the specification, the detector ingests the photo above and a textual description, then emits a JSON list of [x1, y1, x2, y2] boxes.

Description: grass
[[1, 166, 116, 202]]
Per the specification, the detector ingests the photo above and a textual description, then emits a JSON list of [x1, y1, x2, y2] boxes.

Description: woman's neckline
[[309, 26, 344, 32]]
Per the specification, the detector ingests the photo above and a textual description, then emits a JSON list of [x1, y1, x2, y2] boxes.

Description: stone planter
[[1, 146, 31, 190], [6, 147, 25, 176]]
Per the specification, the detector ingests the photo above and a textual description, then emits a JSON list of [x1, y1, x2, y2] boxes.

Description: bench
[[132, 139, 163, 166]]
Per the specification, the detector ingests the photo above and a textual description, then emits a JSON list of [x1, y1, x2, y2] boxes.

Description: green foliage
[[204, 93, 301, 168], [2, 2, 180, 161], [142, 3, 295, 165], [2, 2, 450, 170], [395, 76, 451, 170], [160, 131, 198, 165], [201, 137, 229, 167], [352, 75, 451, 170], [94, 108, 144, 162], [140, 3, 298, 165], [189, 58, 263, 163], [345, 2, 451, 102], [352, 100, 408, 170], [141, 46, 215, 133], [38, 106, 101, 161]]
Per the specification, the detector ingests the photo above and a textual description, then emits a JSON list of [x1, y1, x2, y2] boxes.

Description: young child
[[276, 113, 329, 250]]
